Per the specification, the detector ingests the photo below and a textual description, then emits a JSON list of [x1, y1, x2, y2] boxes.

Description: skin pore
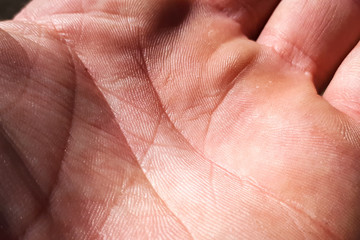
[[0, 0, 360, 239]]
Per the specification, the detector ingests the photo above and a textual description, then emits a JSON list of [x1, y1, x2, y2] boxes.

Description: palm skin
[[1, 0, 360, 239]]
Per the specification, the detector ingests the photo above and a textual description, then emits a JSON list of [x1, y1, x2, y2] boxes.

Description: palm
[[1, 0, 360, 239]]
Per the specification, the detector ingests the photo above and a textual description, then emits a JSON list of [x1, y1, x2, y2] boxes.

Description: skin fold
[[0, 0, 360, 239]]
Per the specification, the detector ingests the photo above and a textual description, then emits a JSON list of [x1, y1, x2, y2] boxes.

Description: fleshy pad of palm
[[1, 0, 360, 239]]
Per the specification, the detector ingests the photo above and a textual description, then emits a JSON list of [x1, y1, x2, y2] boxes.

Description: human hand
[[1, 0, 360, 239]]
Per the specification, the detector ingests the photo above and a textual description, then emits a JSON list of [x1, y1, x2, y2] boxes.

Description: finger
[[258, 0, 360, 89], [200, 0, 280, 38], [324, 42, 360, 121]]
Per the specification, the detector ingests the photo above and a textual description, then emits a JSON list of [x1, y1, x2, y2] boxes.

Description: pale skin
[[0, 0, 360, 239]]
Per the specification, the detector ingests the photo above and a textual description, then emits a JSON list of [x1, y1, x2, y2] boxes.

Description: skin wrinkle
[[20, 23, 77, 240], [0, 127, 46, 204], [100, 3, 228, 154], [277, 199, 340, 240], [2, 0, 360, 237], [208, 161, 217, 205], [238, 170, 341, 239], [147, 33, 258, 151], [105, 8, 342, 237], [137, 115, 161, 171], [278, 203, 311, 240], [136, 111, 340, 238], [215, 158, 340, 239], [0, 26, 72, 238], [174, 37, 234, 134], [260, 35, 318, 78], [220, 109, 346, 236], [97, 85, 158, 119], [129, 38, 338, 236], [338, 101, 360, 122], [97, 97, 194, 239], [0, 32, 80, 232], [0, 126, 46, 238], [0, 28, 31, 115], [62, 81, 132, 239], [258, 0, 360, 93], [36, 16, 194, 238], [130, 38, 194, 239], [202, 53, 257, 152]]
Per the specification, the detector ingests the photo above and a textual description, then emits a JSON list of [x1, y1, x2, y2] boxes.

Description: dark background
[[0, 0, 30, 20]]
